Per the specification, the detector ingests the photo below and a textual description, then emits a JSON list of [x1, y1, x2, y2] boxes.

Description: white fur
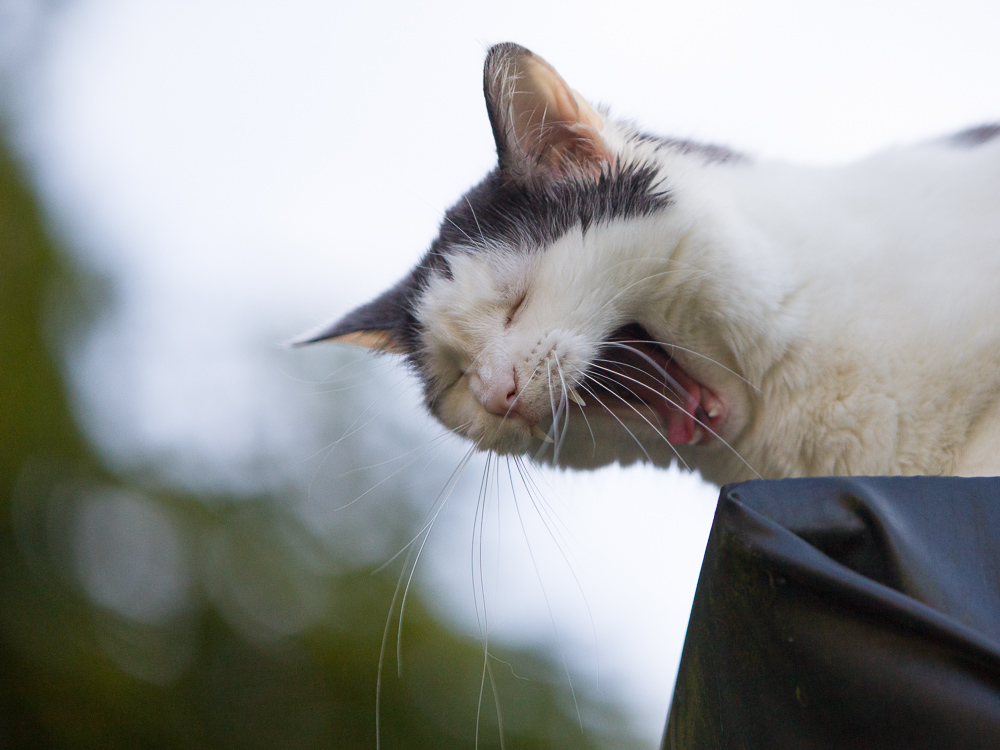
[[415, 118, 1000, 484]]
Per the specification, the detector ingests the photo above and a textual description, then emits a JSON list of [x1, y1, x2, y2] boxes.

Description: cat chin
[[440, 410, 535, 455], [531, 414, 757, 483], [489, 411, 707, 468], [478, 428, 534, 456]]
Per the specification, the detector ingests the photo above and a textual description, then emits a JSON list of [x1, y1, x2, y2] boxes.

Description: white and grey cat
[[300, 43, 1000, 485]]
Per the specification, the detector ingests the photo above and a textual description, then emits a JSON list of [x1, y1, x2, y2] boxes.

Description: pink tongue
[[652, 359, 701, 444]]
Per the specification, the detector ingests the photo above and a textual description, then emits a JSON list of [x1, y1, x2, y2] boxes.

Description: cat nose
[[469, 366, 519, 417]]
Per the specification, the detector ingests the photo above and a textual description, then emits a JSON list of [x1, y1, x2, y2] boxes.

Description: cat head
[[299, 43, 764, 473]]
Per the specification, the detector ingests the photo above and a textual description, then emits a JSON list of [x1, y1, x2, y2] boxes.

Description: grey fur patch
[[436, 162, 671, 260]]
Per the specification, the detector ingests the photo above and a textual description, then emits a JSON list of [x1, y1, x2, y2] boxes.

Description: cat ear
[[292, 276, 417, 354], [484, 43, 611, 184]]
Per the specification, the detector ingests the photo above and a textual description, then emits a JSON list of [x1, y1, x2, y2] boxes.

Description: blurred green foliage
[[0, 126, 642, 748]]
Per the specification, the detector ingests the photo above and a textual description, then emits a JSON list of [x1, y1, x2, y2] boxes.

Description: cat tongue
[[651, 358, 701, 444]]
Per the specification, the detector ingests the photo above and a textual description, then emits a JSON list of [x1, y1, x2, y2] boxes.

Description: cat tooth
[[707, 404, 721, 419], [567, 387, 586, 407], [691, 426, 704, 444], [531, 425, 555, 443]]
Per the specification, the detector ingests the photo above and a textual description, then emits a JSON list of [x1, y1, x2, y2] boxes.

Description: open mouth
[[578, 324, 724, 445]]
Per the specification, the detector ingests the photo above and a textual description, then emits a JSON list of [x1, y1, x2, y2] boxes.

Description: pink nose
[[472, 367, 518, 417]]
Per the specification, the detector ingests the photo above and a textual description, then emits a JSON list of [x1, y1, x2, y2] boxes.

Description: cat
[[298, 42, 1000, 486]]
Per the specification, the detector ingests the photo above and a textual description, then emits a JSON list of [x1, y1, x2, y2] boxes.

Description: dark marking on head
[[436, 161, 671, 259], [949, 124, 1000, 148]]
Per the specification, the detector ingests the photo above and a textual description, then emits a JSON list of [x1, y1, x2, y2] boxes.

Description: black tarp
[[664, 476, 1000, 749]]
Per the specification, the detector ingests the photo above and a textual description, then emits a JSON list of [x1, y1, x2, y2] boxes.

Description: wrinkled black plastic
[[664, 477, 1000, 750]]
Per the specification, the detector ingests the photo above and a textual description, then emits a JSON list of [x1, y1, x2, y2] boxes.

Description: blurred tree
[[0, 119, 642, 748]]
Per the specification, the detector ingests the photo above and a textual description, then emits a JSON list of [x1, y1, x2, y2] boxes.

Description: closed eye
[[505, 292, 527, 328]]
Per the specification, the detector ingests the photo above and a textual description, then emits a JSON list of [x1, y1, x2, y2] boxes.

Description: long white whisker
[[508, 476, 585, 733], [489, 458, 507, 750], [485, 658, 506, 750], [330, 429, 457, 478], [473, 452, 493, 750], [472, 454, 510, 750], [368, 432, 474, 575], [376, 444, 477, 750], [396, 440, 478, 671], [553, 356, 575, 460], [597, 342, 759, 472], [601, 342, 691, 399], [611, 338, 761, 393], [441, 207, 485, 249], [588, 359, 761, 477], [574, 381, 655, 465], [577, 267, 717, 332], [585, 370, 690, 470], [587, 361, 689, 408], [512, 457, 601, 690], [465, 196, 488, 247], [545, 359, 570, 463], [335, 452, 440, 512], [472, 454, 491, 648], [304, 376, 417, 498]]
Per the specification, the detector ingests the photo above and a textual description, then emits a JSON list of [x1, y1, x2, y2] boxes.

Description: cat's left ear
[[484, 43, 611, 184], [292, 276, 416, 354]]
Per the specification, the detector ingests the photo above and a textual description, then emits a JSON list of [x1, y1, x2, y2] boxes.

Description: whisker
[[511, 457, 601, 690], [545, 360, 571, 463], [371, 438, 475, 577], [577, 267, 718, 332], [331, 429, 460, 478], [442, 206, 486, 250], [465, 195, 488, 247], [611, 338, 761, 393], [516, 461, 590, 583], [489, 652, 529, 681], [285, 345, 389, 390], [587, 360, 689, 408], [508, 463, 585, 734], [588, 359, 761, 478], [376, 444, 478, 750], [333, 438, 454, 512], [552, 356, 575, 460], [481, 658, 506, 750], [472, 454, 492, 652], [574, 381, 655, 465], [304, 375, 421, 500], [600, 341, 691, 400], [473, 454, 508, 750], [585, 370, 690, 470]]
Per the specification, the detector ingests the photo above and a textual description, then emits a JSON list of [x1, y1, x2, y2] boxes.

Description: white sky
[[11, 0, 1000, 743]]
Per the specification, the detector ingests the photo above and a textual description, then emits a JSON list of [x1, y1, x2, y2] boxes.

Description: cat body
[[670, 138, 1000, 481], [302, 43, 1000, 485]]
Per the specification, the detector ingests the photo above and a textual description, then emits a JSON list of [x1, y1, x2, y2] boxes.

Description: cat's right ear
[[484, 43, 611, 184], [292, 276, 416, 354]]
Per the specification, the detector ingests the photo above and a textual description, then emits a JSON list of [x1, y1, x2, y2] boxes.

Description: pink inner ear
[[501, 50, 611, 179]]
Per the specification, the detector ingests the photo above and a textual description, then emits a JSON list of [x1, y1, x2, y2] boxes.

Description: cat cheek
[[433, 386, 476, 432], [434, 388, 492, 439]]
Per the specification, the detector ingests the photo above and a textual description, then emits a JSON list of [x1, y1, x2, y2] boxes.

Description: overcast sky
[[8, 0, 999, 742]]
